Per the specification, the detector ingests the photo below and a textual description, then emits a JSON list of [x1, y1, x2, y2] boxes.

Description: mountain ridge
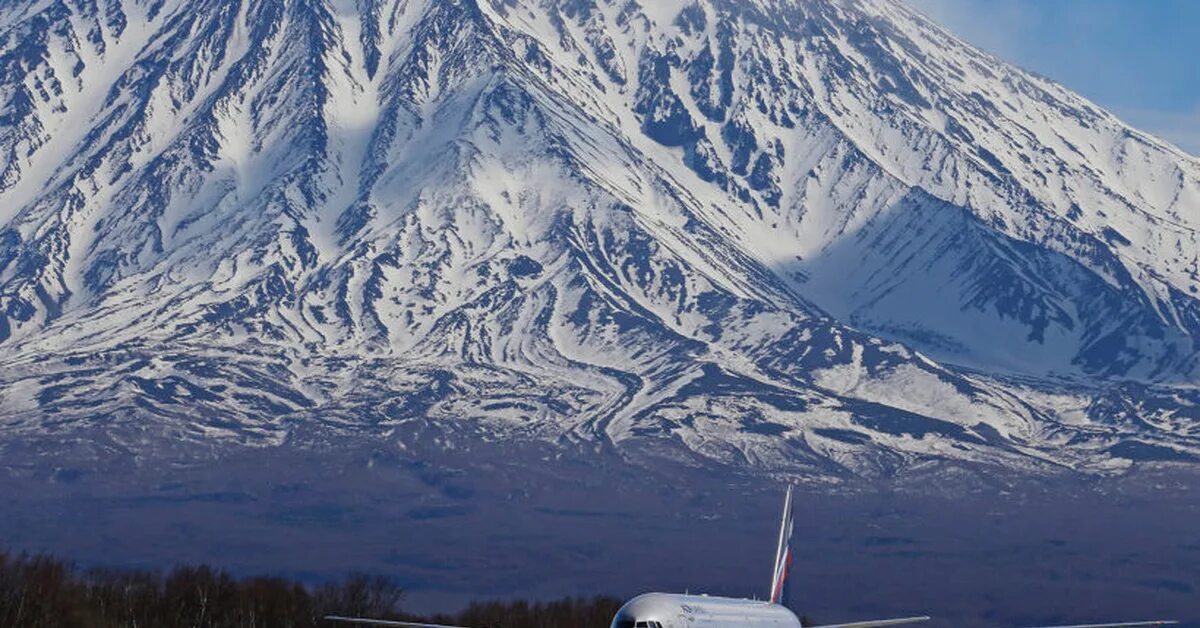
[[1, 0, 1198, 481]]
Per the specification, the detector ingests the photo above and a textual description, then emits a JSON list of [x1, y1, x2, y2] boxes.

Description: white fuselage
[[612, 593, 804, 628]]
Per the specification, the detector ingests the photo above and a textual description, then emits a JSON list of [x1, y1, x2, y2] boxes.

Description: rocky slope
[[1, 0, 1198, 481]]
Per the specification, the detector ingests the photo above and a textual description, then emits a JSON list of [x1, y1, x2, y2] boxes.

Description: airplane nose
[[611, 607, 636, 628]]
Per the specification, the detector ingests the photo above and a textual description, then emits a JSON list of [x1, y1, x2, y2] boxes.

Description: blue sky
[[908, 0, 1200, 156]]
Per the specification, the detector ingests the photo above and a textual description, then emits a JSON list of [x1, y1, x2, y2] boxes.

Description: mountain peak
[[0, 0, 1197, 479]]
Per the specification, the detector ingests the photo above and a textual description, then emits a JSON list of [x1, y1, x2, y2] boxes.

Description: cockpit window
[[616, 621, 635, 628]]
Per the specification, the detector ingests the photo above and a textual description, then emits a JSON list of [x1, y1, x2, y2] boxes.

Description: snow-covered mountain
[[1, 0, 1199, 481]]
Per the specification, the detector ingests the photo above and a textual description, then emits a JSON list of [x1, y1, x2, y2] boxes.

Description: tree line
[[0, 549, 623, 628]]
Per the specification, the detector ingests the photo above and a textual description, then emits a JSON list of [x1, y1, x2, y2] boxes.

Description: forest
[[0, 549, 622, 628]]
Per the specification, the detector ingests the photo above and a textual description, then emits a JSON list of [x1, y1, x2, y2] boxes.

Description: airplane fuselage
[[612, 593, 804, 628]]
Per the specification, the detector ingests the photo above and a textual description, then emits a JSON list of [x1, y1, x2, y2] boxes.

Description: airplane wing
[[1021, 622, 1178, 628], [810, 616, 932, 628], [808, 620, 1178, 628], [324, 615, 1179, 628], [324, 617, 482, 628], [325, 613, 931, 628]]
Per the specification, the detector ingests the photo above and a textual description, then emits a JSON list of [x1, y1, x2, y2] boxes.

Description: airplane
[[325, 486, 1178, 628]]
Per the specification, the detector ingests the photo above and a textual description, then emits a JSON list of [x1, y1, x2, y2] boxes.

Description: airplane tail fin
[[769, 485, 795, 605]]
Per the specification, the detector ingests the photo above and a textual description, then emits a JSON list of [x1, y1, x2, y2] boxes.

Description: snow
[[0, 0, 1196, 480]]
